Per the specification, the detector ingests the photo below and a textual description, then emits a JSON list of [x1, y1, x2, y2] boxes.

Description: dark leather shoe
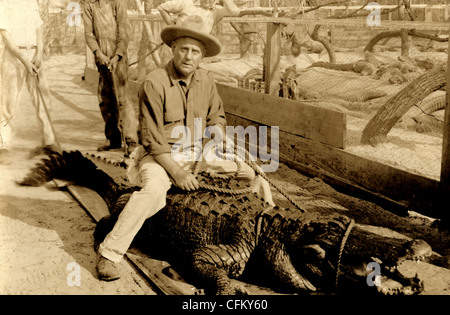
[[96, 256, 121, 281], [124, 142, 139, 157], [97, 143, 122, 151], [42, 144, 61, 155]]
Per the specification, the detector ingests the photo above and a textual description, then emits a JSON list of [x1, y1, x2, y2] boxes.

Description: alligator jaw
[[370, 239, 432, 295], [375, 264, 423, 295]]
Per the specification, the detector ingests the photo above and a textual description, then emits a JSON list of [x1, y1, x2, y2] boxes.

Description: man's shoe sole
[[98, 274, 121, 281]]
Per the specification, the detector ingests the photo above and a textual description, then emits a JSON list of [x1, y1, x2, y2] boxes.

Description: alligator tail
[[17, 151, 131, 209], [18, 151, 82, 186]]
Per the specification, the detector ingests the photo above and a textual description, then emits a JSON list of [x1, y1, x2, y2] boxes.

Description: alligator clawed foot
[[217, 279, 248, 295]]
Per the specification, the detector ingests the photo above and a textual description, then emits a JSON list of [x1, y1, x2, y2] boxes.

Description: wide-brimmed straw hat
[[160, 15, 222, 57]]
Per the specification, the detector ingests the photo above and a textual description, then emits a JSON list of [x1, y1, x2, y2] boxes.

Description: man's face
[[200, 0, 215, 9], [171, 37, 205, 78]]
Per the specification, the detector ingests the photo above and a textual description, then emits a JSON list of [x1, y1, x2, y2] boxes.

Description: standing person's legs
[[97, 65, 122, 150], [97, 154, 172, 280], [26, 58, 58, 153], [0, 49, 26, 151]]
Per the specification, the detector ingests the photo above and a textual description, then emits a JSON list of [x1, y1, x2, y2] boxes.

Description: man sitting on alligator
[[93, 15, 275, 282]]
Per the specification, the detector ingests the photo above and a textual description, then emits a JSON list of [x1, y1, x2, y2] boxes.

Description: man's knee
[[238, 162, 256, 181]]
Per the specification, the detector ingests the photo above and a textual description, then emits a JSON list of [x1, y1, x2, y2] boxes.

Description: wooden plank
[[441, 27, 450, 184], [67, 185, 110, 222], [221, 17, 450, 31], [263, 23, 281, 95], [127, 14, 450, 31], [217, 83, 347, 149], [126, 250, 201, 295], [439, 27, 450, 219]]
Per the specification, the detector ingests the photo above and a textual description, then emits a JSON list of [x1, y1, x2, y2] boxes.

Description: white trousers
[[99, 147, 274, 263], [0, 49, 55, 149]]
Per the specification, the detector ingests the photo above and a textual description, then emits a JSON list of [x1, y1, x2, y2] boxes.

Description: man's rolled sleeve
[[139, 80, 172, 155]]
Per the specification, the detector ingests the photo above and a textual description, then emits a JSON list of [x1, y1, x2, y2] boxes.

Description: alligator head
[[285, 216, 432, 295], [336, 226, 431, 295]]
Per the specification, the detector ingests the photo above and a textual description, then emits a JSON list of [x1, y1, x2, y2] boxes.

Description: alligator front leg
[[262, 241, 317, 292], [191, 243, 253, 295]]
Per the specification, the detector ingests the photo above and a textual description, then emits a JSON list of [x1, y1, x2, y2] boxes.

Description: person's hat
[[160, 15, 222, 57]]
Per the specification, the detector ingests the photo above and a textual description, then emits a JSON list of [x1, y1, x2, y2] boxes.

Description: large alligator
[[19, 150, 435, 295]]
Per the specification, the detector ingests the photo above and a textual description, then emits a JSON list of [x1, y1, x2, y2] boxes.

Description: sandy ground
[[0, 53, 450, 295]]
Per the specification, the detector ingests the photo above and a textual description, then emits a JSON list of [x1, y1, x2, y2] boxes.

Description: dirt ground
[[0, 53, 450, 295]]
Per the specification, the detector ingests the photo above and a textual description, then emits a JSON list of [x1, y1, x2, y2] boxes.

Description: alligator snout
[[400, 239, 433, 261], [373, 239, 432, 295]]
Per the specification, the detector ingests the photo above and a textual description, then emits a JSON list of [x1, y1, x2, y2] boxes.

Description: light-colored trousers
[[99, 147, 275, 263], [0, 48, 55, 149]]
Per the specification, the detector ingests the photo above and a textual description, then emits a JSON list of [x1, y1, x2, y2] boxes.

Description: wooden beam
[[216, 83, 347, 149], [67, 185, 109, 222], [263, 22, 281, 96], [128, 13, 450, 31], [439, 25, 450, 219], [222, 17, 450, 31], [125, 250, 201, 295]]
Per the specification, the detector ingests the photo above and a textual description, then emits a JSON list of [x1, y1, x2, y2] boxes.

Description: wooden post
[[263, 23, 281, 95], [398, 1, 410, 57], [440, 26, 450, 215]]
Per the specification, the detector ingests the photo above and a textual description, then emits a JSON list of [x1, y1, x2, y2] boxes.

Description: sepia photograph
[[0, 0, 449, 302]]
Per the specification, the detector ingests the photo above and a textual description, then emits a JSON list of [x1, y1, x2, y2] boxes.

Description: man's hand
[[108, 55, 120, 71], [171, 168, 199, 191], [24, 59, 38, 77], [95, 50, 110, 67], [154, 152, 200, 191], [32, 51, 43, 70]]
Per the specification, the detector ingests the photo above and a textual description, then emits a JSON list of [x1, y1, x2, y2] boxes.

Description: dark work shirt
[[83, 0, 129, 58], [138, 60, 227, 155]]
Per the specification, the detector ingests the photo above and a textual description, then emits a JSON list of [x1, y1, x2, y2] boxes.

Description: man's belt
[[18, 45, 37, 50]]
